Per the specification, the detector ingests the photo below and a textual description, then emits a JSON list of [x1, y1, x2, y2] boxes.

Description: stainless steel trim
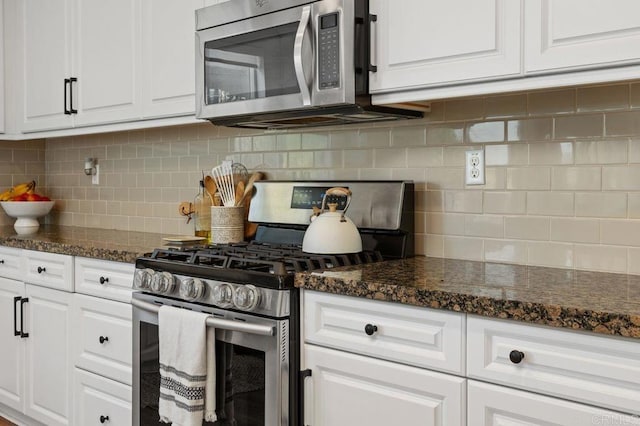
[[131, 298, 275, 336], [294, 5, 312, 106], [249, 181, 407, 229]]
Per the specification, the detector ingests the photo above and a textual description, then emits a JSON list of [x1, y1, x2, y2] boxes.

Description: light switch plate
[[465, 149, 485, 185], [92, 165, 100, 185]]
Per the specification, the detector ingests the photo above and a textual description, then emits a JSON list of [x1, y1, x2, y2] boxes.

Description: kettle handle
[[320, 187, 352, 222]]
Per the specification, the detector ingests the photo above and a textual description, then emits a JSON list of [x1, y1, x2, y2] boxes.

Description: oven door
[[195, 0, 355, 122], [132, 294, 289, 426]]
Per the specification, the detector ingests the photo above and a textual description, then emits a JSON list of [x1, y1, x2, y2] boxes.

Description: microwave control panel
[[318, 12, 340, 90]]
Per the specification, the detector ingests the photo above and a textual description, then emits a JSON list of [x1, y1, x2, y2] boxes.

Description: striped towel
[[158, 306, 217, 425]]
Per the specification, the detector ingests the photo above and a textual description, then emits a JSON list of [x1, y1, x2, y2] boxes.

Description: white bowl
[[0, 201, 55, 235]]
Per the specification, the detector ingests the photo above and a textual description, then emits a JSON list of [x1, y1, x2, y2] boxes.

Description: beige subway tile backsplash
[[505, 216, 550, 241], [526, 192, 574, 216], [577, 84, 629, 112], [25, 81, 640, 275], [575, 192, 627, 218], [551, 167, 601, 191], [506, 167, 551, 190], [484, 240, 527, 264], [529, 142, 574, 165]]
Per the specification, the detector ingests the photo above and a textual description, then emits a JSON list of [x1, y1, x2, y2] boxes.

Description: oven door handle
[[132, 298, 276, 337]]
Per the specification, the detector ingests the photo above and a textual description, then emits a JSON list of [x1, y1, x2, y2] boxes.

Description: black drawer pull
[[20, 298, 29, 338], [99, 276, 109, 284], [99, 415, 109, 423], [0, 259, 5, 264], [364, 324, 378, 336], [37, 266, 46, 274], [64, 78, 71, 115], [509, 350, 525, 364], [14, 296, 21, 336], [99, 336, 109, 344]]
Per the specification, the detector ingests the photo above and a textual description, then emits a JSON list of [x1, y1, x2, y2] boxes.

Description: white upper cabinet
[[524, 0, 640, 73], [369, 0, 521, 93], [72, 0, 142, 127], [371, 0, 640, 103], [20, 0, 73, 132], [16, 0, 142, 133], [141, 0, 205, 118]]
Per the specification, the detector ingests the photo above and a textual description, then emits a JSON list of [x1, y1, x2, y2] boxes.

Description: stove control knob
[[151, 271, 175, 294], [134, 268, 154, 289], [233, 285, 261, 311], [180, 278, 206, 301], [211, 283, 233, 308]]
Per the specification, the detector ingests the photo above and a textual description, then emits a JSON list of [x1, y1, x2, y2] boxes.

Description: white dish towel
[[158, 305, 217, 425]]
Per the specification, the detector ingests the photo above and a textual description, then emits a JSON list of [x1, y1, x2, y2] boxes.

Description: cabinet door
[[368, 0, 521, 93], [304, 345, 466, 426], [0, 278, 25, 410], [72, 0, 143, 127], [525, 0, 640, 73], [141, 0, 205, 118], [20, 0, 74, 132], [23, 285, 73, 426], [468, 380, 640, 426], [74, 369, 131, 426]]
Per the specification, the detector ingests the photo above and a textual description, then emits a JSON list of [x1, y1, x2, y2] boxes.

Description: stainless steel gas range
[[131, 181, 414, 426]]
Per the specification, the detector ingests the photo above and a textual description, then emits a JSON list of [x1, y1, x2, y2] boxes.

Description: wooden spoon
[[238, 171, 263, 207], [204, 175, 217, 201], [235, 181, 245, 207]]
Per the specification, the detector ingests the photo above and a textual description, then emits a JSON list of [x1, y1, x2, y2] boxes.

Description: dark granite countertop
[[295, 256, 640, 339], [0, 225, 165, 263]]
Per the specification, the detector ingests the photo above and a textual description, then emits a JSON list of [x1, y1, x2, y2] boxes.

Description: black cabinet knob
[[99, 276, 109, 284], [37, 266, 46, 274], [99, 336, 109, 344], [99, 415, 109, 423], [364, 324, 378, 336], [0, 259, 5, 264], [509, 350, 525, 364]]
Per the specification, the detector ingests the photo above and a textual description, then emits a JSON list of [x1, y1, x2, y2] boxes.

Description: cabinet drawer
[[75, 257, 134, 303], [22, 250, 73, 291], [72, 294, 132, 385], [304, 290, 465, 374], [467, 316, 640, 415], [74, 369, 131, 426], [0, 247, 22, 281], [468, 380, 640, 426]]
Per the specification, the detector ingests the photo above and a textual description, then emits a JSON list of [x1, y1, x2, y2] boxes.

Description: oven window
[[204, 22, 299, 105], [139, 322, 266, 426]]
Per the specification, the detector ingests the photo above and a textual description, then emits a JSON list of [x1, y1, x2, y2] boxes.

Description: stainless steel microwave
[[195, 0, 422, 129]]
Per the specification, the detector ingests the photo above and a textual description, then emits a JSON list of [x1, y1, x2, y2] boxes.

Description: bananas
[[0, 180, 37, 201]]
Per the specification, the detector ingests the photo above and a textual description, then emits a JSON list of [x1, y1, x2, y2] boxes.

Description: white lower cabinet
[[468, 380, 640, 426], [72, 259, 133, 426], [74, 369, 131, 426], [0, 253, 74, 426], [302, 290, 466, 426], [0, 277, 25, 411], [304, 344, 465, 426], [22, 284, 73, 426]]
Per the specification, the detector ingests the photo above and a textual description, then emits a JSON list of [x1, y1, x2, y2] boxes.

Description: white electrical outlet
[[465, 149, 485, 185]]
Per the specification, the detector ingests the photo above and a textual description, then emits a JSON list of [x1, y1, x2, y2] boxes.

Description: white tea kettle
[[302, 187, 362, 254]]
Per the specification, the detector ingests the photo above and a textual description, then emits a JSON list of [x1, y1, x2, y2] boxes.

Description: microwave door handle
[[294, 5, 312, 106], [131, 298, 275, 337]]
